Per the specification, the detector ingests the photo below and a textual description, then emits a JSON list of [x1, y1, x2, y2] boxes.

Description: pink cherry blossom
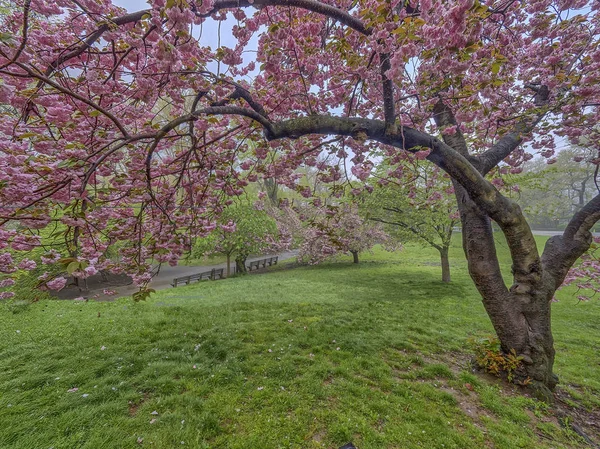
[[46, 277, 67, 291]]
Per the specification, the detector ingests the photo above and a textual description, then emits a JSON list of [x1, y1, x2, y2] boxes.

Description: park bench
[[246, 256, 278, 271], [247, 260, 261, 271], [171, 267, 225, 287], [172, 256, 279, 285]]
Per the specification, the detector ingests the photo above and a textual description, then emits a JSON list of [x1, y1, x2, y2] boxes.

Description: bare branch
[[0, 0, 32, 70], [370, 216, 442, 250]]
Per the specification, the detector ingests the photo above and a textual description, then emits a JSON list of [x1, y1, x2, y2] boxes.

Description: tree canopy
[[191, 202, 283, 276]]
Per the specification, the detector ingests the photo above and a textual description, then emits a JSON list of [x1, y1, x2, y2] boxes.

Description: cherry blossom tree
[[296, 202, 398, 264], [1, 0, 600, 397]]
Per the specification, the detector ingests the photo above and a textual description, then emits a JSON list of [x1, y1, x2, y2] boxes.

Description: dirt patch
[[385, 349, 599, 448], [128, 392, 151, 417], [310, 429, 326, 444], [554, 388, 600, 447]]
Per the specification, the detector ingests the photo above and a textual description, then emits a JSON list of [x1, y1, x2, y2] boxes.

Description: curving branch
[[563, 193, 600, 242], [44, 9, 150, 77], [199, 0, 370, 36], [542, 193, 600, 290], [259, 111, 543, 292], [208, 81, 270, 119]]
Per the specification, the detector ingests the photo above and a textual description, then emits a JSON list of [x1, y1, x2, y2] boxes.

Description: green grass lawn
[[1, 236, 599, 448]]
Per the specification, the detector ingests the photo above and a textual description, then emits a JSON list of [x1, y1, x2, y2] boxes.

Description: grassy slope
[[0, 236, 598, 449]]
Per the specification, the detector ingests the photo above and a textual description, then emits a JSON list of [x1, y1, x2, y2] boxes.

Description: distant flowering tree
[[192, 203, 286, 276], [297, 203, 400, 265]]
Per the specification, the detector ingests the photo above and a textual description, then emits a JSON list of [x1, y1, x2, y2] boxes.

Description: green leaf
[[491, 62, 501, 75], [0, 32, 13, 43], [66, 261, 80, 274], [58, 257, 76, 267], [57, 159, 75, 169], [19, 132, 38, 139]]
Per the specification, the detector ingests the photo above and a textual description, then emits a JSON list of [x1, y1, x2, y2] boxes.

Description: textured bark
[[453, 181, 559, 398], [264, 178, 279, 206], [433, 101, 559, 397], [440, 247, 450, 283], [236, 256, 248, 274], [351, 250, 359, 264], [226, 253, 231, 278]]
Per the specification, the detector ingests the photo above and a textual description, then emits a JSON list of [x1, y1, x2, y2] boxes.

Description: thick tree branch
[[563, 194, 600, 242], [542, 194, 600, 290], [380, 53, 396, 133], [262, 113, 516, 229], [432, 98, 470, 157], [432, 99, 515, 301], [200, 0, 370, 36]]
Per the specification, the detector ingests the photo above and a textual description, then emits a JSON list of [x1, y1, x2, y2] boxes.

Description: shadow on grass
[[279, 261, 470, 303]]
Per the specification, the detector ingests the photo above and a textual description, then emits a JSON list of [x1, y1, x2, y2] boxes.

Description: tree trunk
[[439, 246, 451, 283], [226, 253, 231, 278], [264, 177, 278, 206], [484, 287, 558, 401], [235, 256, 247, 274], [453, 181, 560, 399], [351, 250, 359, 264]]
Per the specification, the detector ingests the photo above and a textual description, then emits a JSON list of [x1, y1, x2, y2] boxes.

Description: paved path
[[56, 229, 598, 301], [57, 250, 299, 301], [532, 230, 599, 237]]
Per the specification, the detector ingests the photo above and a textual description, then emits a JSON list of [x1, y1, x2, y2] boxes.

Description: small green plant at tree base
[[470, 336, 528, 383]]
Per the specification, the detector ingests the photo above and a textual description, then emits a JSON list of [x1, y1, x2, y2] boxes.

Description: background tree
[[514, 148, 599, 230], [364, 159, 459, 282], [297, 202, 399, 265], [1, 0, 600, 397], [192, 203, 284, 276]]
